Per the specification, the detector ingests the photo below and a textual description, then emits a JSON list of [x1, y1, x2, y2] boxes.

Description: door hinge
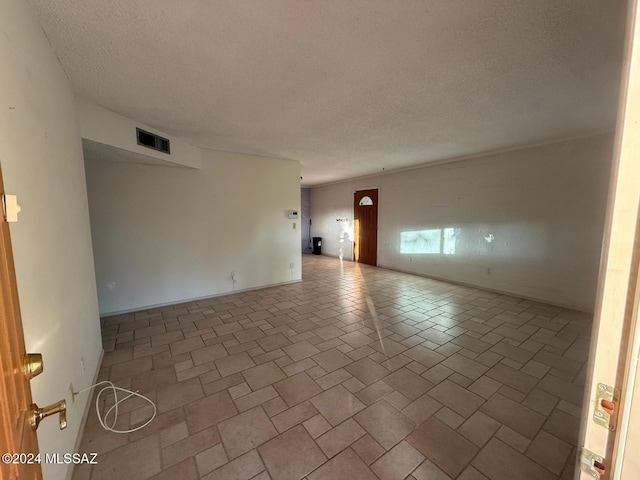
[[1, 194, 21, 222], [593, 383, 619, 431], [580, 448, 606, 479]]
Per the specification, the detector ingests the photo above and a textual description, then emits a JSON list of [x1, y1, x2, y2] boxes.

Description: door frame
[[578, 0, 640, 477]]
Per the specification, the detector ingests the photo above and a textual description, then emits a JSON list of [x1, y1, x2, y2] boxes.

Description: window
[[359, 196, 374, 206]]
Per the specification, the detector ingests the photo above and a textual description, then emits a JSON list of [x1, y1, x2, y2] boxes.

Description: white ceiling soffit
[[82, 139, 187, 168], [28, 0, 626, 186]]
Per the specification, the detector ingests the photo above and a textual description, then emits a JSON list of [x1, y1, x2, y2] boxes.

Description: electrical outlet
[[487, 268, 492, 275], [289, 262, 294, 269], [231, 272, 236, 281], [80, 356, 85, 374]]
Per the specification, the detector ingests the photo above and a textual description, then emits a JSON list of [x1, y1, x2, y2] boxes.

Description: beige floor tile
[[340, 331, 377, 348], [354, 400, 416, 449], [346, 357, 391, 385], [468, 375, 502, 399], [429, 380, 484, 418], [316, 418, 366, 457], [234, 326, 266, 343], [356, 380, 395, 405], [218, 406, 278, 459], [523, 388, 559, 415], [191, 343, 228, 365], [131, 366, 177, 393], [159, 421, 189, 448], [542, 409, 581, 446], [312, 348, 353, 372], [274, 372, 323, 406], [201, 449, 265, 480], [229, 382, 252, 399], [473, 438, 556, 480], [385, 390, 413, 410], [441, 353, 489, 381], [215, 352, 256, 377], [308, 448, 378, 480], [148, 458, 199, 480], [184, 390, 237, 433], [458, 411, 502, 447], [421, 363, 454, 385], [480, 393, 545, 439], [263, 396, 288, 416], [161, 426, 220, 467], [525, 430, 572, 475], [89, 255, 593, 480], [310, 384, 366, 426], [271, 401, 318, 432], [110, 356, 154, 381], [234, 385, 279, 412], [78, 415, 130, 454], [537, 375, 584, 406], [256, 332, 292, 352], [150, 330, 185, 348], [402, 393, 442, 425], [258, 425, 327, 480], [303, 414, 332, 439], [156, 377, 204, 413], [382, 367, 434, 400], [495, 425, 530, 453], [313, 325, 345, 340], [282, 357, 317, 376], [371, 440, 425, 480], [282, 340, 321, 361], [403, 345, 446, 368], [407, 417, 478, 478], [241, 361, 287, 390], [411, 459, 452, 480], [435, 407, 466, 429], [195, 444, 228, 476], [485, 363, 538, 394], [490, 341, 535, 364], [352, 434, 386, 465], [91, 435, 162, 480], [169, 336, 205, 356]]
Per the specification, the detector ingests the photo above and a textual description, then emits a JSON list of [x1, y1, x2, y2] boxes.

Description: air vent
[[136, 128, 170, 154]]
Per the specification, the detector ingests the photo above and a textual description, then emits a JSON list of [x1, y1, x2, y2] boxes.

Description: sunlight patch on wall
[[400, 228, 459, 255]]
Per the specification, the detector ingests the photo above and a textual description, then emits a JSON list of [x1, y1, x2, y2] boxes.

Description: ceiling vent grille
[[136, 128, 170, 154]]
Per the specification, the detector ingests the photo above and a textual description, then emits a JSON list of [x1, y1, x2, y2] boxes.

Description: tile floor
[[72, 254, 591, 480]]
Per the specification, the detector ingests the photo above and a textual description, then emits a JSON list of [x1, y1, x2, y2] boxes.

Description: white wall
[[85, 150, 301, 315], [0, 2, 102, 479], [311, 135, 613, 311]]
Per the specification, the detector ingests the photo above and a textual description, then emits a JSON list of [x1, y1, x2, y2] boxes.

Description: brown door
[[353, 189, 378, 266], [0, 167, 42, 480]]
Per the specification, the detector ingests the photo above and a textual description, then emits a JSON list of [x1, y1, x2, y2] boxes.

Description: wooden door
[[354, 189, 378, 266], [0, 167, 42, 480]]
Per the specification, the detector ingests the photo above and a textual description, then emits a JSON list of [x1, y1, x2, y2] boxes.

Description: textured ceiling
[[28, 0, 626, 185]]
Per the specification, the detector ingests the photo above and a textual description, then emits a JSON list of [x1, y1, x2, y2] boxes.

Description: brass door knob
[[29, 400, 67, 431], [22, 353, 43, 380]]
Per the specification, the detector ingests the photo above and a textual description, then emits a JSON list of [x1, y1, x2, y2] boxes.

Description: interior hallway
[[73, 254, 590, 480]]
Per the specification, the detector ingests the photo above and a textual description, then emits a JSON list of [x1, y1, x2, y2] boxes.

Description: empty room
[[2, 1, 640, 480]]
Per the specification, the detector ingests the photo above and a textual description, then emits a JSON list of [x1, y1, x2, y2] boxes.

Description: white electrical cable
[[74, 381, 156, 434]]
